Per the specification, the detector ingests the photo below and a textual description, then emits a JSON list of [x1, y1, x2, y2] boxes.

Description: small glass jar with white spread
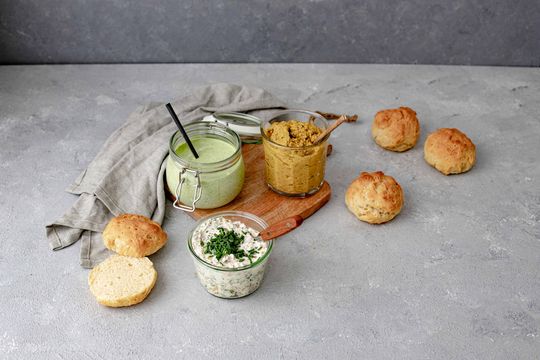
[[187, 211, 273, 298], [165, 122, 245, 211]]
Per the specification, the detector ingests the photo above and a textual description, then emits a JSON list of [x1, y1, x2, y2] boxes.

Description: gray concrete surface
[[1, 0, 540, 66], [0, 64, 539, 359]]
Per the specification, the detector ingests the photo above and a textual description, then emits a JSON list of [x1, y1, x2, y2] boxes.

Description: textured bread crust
[[103, 214, 167, 257], [372, 107, 420, 152], [345, 171, 404, 224], [88, 255, 157, 307], [424, 128, 476, 175]]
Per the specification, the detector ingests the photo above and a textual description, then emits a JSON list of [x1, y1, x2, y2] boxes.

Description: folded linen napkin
[[46, 84, 285, 268]]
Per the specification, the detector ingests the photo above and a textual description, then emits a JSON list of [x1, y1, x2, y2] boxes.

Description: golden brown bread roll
[[103, 214, 167, 257], [345, 171, 404, 224], [372, 107, 420, 152], [424, 128, 476, 175]]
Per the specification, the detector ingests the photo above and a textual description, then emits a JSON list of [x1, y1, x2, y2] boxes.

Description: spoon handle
[[260, 216, 304, 241], [166, 103, 199, 159], [314, 115, 347, 143]]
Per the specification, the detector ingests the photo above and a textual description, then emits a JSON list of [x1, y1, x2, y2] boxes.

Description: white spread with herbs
[[192, 217, 269, 268]]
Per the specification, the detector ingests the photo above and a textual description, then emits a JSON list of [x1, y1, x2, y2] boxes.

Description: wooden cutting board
[[167, 144, 331, 225]]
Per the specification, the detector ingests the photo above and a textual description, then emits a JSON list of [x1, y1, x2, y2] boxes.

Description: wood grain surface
[[168, 144, 331, 225]]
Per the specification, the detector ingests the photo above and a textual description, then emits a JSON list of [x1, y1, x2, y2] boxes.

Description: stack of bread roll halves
[[88, 214, 167, 307]]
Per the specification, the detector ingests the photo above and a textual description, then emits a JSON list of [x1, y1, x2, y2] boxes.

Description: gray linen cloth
[[46, 83, 285, 268]]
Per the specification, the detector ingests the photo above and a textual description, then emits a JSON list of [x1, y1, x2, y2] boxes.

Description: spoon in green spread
[[166, 103, 199, 159]]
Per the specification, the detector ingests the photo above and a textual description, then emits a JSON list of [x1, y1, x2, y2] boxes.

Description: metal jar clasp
[[173, 168, 202, 212]]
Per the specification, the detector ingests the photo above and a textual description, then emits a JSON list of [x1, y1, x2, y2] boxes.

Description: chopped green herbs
[[203, 227, 259, 263], [247, 248, 259, 264]]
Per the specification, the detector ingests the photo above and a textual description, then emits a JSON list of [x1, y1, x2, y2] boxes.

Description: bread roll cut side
[[88, 255, 157, 307]]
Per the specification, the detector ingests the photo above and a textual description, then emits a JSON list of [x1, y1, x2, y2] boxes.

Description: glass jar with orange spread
[[261, 110, 329, 197]]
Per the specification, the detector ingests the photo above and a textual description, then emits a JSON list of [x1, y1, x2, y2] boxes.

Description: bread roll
[[345, 171, 404, 224], [103, 214, 167, 257], [372, 107, 420, 152], [88, 255, 157, 307], [424, 128, 476, 175]]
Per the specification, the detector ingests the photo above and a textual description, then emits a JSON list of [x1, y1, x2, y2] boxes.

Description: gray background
[[0, 0, 539, 66]]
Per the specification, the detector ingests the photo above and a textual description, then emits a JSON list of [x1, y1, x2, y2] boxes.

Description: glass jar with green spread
[[165, 121, 245, 211]]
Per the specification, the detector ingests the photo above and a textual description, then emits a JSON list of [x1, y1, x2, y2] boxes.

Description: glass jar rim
[[169, 121, 242, 173], [260, 109, 330, 149], [187, 211, 273, 272]]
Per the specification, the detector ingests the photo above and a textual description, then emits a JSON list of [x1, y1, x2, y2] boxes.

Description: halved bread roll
[[88, 255, 157, 307], [103, 214, 167, 257]]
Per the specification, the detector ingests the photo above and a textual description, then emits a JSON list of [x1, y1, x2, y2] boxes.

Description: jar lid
[[202, 112, 261, 144]]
